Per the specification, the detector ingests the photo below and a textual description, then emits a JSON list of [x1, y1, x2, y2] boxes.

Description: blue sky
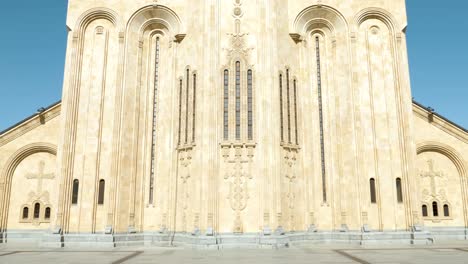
[[0, 1, 467, 132]]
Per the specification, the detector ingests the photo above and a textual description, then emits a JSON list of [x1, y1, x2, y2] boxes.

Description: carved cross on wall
[[25, 160, 55, 194], [419, 159, 444, 197], [225, 151, 252, 211]]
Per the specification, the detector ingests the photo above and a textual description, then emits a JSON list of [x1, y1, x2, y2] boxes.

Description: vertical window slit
[[34, 203, 40, 219], [279, 74, 284, 142], [293, 79, 299, 145], [422, 205, 428, 217], [370, 178, 377, 204], [45, 207, 51, 220], [286, 69, 291, 144], [22, 207, 29, 219], [185, 69, 190, 144], [178, 79, 183, 145], [235, 61, 241, 140], [224, 70, 229, 140], [72, 179, 79, 205], [98, 179, 105, 205], [396, 178, 403, 203], [316, 35, 327, 203], [247, 69, 253, 140], [432, 202, 439, 217], [149, 37, 160, 204], [192, 73, 197, 143]]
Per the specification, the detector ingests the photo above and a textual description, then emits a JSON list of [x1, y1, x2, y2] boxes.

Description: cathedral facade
[[0, 0, 467, 247]]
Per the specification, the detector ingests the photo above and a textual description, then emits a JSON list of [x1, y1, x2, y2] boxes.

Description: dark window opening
[[370, 178, 377, 204]]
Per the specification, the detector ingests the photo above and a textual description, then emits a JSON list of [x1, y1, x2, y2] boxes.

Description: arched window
[[443, 204, 450, 217], [22, 207, 29, 219], [34, 203, 40, 219], [370, 178, 377, 203], [396, 178, 403, 203], [432, 201, 439, 217], [72, 179, 79, 205], [422, 205, 428, 217], [45, 207, 51, 219], [98, 179, 105, 205]]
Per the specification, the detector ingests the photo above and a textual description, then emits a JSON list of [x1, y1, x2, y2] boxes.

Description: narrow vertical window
[[45, 207, 51, 220], [178, 79, 183, 145], [396, 178, 403, 203], [235, 61, 241, 140], [247, 69, 253, 140], [34, 203, 40, 219], [98, 179, 105, 205], [443, 204, 449, 217], [316, 36, 327, 203], [279, 74, 284, 142], [185, 69, 190, 144], [370, 178, 376, 204], [192, 73, 197, 143], [286, 69, 291, 144], [72, 179, 79, 205], [22, 207, 29, 219], [293, 79, 299, 145], [223, 70, 229, 140], [432, 201, 439, 217], [422, 205, 428, 217], [149, 37, 160, 205]]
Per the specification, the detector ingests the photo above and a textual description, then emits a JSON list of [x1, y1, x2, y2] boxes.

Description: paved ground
[[1, 244, 468, 264]]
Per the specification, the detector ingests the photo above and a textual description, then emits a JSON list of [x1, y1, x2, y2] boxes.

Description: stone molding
[[413, 104, 468, 144], [0, 103, 61, 148]]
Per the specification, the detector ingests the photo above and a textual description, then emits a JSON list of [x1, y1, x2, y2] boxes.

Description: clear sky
[[0, 1, 467, 132]]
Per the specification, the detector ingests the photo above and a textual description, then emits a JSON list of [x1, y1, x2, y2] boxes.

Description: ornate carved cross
[[25, 160, 55, 194], [419, 159, 444, 197]]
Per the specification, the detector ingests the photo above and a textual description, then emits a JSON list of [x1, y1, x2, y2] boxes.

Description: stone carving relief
[[178, 148, 192, 232], [21, 160, 55, 225], [419, 159, 448, 203], [283, 148, 298, 231], [223, 145, 254, 233]]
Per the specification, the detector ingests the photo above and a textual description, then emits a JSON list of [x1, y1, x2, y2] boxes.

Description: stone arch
[[73, 7, 123, 33], [353, 7, 402, 34], [127, 4, 185, 38], [416, 141, 468, 226], [416, 142, 467, 178], [0, 143, 57, 231], [292, 5, 348, 38]]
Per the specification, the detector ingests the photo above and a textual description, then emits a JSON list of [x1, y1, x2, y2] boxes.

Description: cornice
[[0, 102, 62, 147], [413, 101, 467, 144]]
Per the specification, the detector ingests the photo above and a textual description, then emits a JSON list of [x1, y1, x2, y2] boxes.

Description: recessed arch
[[127, 4, 184, 38], [416, 141, 467, 178], [73, 7, 123, 33], [0, 143, 57, 231], [417, 141, 468, 226], [353, 7, 402, 34], [292, 5, 348, 37]]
